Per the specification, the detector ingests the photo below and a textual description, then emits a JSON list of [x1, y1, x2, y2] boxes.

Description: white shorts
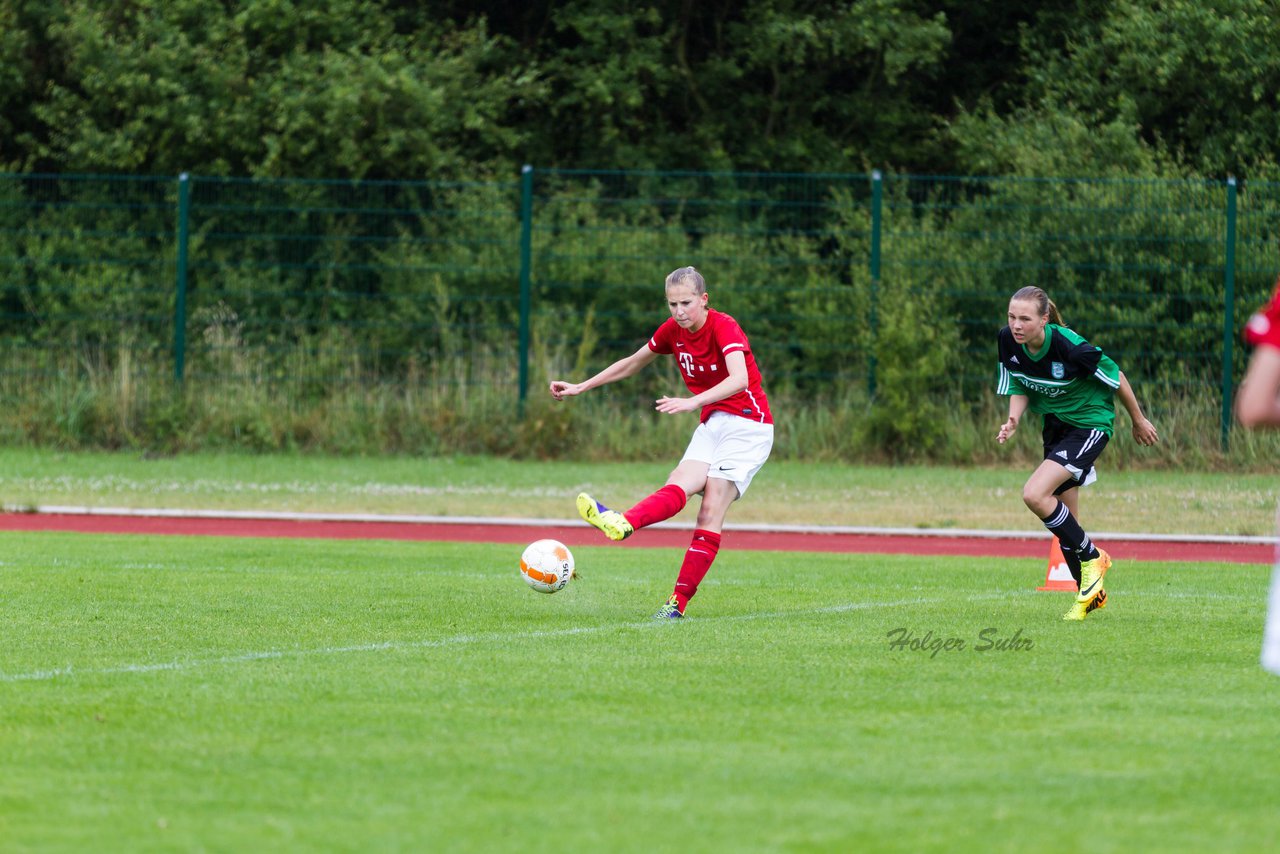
[[680, 411, 774, 498]]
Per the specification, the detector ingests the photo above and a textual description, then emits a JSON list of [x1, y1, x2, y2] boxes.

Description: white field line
[[1, 593, 1009, 684], [5, 587, 1261, 685], [10, 504, 1277, 546]]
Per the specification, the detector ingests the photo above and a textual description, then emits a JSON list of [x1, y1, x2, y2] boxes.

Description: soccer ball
[[519, 539, 575, 594]]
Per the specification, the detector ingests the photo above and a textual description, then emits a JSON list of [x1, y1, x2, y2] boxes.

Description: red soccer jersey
[[648, 309, 773, 424]]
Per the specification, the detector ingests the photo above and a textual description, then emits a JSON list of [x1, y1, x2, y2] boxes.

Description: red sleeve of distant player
[[1245, 278, 1280, 351], [648, 318, 678, 354]]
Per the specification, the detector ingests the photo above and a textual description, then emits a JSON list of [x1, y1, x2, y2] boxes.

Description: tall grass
[[3, 342, 1278, 470]]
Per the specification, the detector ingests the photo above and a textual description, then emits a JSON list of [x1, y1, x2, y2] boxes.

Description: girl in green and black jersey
[[996, 286, 1159, 621]]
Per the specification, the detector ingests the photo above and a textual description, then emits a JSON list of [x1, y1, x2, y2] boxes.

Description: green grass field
[[3, 531, 1278, 852], [1, 447, 1277, 535]]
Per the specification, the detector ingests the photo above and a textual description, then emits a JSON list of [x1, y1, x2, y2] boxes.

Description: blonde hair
[[665, 266, 706, 295], [1011, 285, 1062, 326]]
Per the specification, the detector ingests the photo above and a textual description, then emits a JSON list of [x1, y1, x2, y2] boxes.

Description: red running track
[[0, 512, 1271, 564]]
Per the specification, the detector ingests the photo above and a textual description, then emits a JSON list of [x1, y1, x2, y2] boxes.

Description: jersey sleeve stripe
[[1093, 369, 1120, 388], [996, 364, 1011, 395], [722, 342, 746, 354]]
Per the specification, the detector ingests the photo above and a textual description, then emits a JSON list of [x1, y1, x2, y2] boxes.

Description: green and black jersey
[[995, 324, 1121, 435]]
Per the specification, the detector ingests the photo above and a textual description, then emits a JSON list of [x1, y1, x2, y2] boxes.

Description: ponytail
[[1046, 297, 1062, 327]]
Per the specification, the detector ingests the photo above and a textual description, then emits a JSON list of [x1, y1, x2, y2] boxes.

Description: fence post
[[1221, 176, 1237, 451], [869, 170, 882, 398], [174, 172, 191, 384], [518, 165, 534, 414]]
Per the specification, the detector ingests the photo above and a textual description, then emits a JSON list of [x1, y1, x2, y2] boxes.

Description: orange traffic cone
[[1037, 538, 1078, 591]]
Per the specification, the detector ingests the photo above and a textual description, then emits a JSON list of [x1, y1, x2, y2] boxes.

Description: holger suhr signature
[[886, 627, 1033, 659]]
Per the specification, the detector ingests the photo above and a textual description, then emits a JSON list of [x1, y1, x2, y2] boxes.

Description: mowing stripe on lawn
[[0, 593, 1010, 684]]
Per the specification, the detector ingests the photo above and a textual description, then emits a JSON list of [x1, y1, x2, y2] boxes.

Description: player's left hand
[[1132, 417, 1159, 446], [654, 395, 697, 415]]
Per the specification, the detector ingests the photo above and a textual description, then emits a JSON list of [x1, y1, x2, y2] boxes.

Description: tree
[[4, 0, 542, 179], [504, 0, 953, 173], [953, 0, 1280, 178]]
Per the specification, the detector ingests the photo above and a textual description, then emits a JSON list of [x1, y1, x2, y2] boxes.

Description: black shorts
[[1042, 414, 1110, 495]]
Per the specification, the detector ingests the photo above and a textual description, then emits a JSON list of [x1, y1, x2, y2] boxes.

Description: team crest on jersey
[[1051, 361, 1065, 379]]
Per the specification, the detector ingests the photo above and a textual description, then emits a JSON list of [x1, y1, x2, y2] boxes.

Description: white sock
[[1263, 565, 1280, 676]]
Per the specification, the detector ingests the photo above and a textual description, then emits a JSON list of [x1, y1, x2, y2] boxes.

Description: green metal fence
[[0, 169, 1275, 442]]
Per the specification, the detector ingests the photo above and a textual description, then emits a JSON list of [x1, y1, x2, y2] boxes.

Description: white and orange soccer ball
[[519, 539, 575, 594]]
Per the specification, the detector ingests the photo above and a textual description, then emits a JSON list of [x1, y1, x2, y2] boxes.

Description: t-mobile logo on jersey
[[678, 351, 696, 376]]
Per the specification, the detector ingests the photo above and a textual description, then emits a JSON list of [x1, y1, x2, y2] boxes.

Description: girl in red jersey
[[1239, 279, 1280, 429], [549, 266, 774, 619], [1238, 279, 1280, 675]]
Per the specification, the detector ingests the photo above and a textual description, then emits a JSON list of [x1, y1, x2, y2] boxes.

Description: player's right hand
[[997, 418, 1018, 443], [549, 380, 579, 401]]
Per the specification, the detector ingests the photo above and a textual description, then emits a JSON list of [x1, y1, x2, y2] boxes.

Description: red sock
[[624, 483, 687, 530], [673, 529, 721, 611]]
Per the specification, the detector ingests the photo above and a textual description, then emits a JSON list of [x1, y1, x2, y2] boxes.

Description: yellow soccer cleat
[[1076, 548, 1111, 605], [576, 492, 635, 541], [1063, 588, 1107, 621]]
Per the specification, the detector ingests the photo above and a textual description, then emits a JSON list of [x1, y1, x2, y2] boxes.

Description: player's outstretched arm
[[1117, 371, 1159, 445], [549, 345, 658, 401]]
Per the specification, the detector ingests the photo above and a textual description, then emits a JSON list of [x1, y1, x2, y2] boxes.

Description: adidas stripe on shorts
[[1041, 413, 1109, 495]]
